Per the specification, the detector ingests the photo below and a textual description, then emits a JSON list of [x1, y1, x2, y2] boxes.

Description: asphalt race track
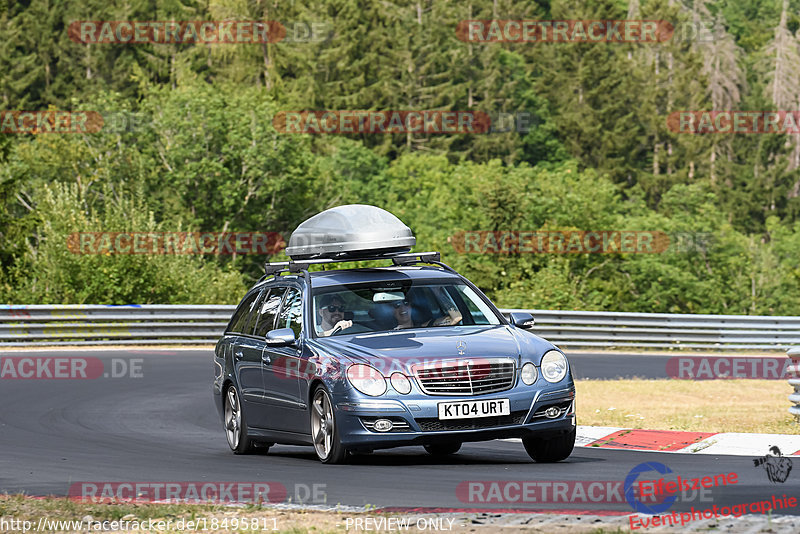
[[0, 348, 797, 515]]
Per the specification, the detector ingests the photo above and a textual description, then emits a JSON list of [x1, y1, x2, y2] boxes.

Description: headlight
[[346, 364, 387, 396], [541, 350, 568, 383], [520, 362, 538, 385], [390, 372, 412, 394]]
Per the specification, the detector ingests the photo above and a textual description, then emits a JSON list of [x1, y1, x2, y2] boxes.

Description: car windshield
[[313, 280, 501, 337]]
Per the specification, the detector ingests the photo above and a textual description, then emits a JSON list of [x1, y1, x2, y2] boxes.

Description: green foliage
[[2, 0, 800, 314], [0, 183, 245, 304]]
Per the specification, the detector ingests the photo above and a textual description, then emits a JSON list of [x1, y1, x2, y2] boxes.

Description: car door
[[250, 285, 285, 430], [229, 288, 272, 429], [261, 286, 306, 432]]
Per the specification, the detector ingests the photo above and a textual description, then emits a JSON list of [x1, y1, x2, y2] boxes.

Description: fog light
[[373, 419, 394, 432], [545, 406, 561, 419]]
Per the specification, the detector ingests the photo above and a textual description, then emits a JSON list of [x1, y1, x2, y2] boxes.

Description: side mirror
[[265, 327, 297, 346], [509, 312, 535, 330]]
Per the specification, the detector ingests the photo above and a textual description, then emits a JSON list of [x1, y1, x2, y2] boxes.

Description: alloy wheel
[[225, 386, 241, 450], [311, 388, 334, 459]]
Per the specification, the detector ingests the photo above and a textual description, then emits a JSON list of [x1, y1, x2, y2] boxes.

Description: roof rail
[[263, 251, 444, 277]]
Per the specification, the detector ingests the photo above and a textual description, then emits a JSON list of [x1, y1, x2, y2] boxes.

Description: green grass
[[576, 379, 799, 434]]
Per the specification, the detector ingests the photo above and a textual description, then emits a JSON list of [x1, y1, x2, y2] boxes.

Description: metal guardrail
[[789, 348, 800, 422], [1, 305, 800, 350], [508, 309, 800, 350], [0, 305, 233, 346]]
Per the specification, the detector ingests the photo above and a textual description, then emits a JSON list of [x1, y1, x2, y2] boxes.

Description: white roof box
[[285, 204, 416, 260]]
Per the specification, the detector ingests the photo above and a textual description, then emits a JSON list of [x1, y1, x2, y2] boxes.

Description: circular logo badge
[[624, 461, 677, 515]]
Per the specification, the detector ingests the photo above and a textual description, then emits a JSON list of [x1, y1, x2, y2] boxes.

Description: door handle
[[262, 354, 271, 364], [234, 350, 244, 360]]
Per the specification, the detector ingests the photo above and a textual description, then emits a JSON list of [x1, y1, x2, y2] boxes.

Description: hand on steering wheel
[[330, 319, 353, 336]]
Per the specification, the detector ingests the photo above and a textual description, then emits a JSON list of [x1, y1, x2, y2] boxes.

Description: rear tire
[[424, 442, 462, 456], [224, 385, 255, 454], [523, 428, 575, 462]]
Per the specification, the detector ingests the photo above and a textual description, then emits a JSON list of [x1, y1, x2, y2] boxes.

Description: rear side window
[[228, 290, 262, 334], [254, 287, 287, 338], [278, 287, 303, 337]]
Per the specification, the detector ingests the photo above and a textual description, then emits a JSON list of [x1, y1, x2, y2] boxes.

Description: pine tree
[[694, 3, 745, 186], [759, 0, 800, 211]]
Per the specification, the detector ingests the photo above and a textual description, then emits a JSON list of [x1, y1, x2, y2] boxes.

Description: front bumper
[[332, 384, 576, 449]]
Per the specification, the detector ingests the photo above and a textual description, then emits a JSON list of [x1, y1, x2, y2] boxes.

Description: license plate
[[437, 399, 510, 420]]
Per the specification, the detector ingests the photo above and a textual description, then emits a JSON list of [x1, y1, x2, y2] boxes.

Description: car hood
[[313, 325, 557, 375]]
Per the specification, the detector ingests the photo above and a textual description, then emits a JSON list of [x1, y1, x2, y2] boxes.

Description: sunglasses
[[325, 305, 344, 312], [392, 300, 410, 309]]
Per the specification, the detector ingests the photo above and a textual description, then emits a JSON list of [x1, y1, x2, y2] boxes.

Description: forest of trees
[[3, 0, 800, 314]]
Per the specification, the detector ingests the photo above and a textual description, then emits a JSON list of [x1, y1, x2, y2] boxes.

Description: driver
[[317, 294, 353, 337]]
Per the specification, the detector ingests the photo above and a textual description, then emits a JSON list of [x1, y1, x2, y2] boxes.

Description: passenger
[[392, 291, 462, 330], [317, 294, 353, 336]]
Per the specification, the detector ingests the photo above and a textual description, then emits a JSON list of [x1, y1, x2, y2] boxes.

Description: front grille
[[416, 410, 528, 432], [413, 358, 516, 396]]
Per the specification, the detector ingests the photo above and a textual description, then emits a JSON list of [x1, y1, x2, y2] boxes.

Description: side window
[[254, 287, 287, 338], [278, 287, 303, 337], [228, 290, 262, 334], [242, 290, 266, 335], [458, 285, 496, 325]]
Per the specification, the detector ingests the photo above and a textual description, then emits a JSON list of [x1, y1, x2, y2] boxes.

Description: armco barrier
[[505, 309, 800, 350], [1, 305, 800, 350], [0, 305, 233, 346], [789, 348, 800, 422]]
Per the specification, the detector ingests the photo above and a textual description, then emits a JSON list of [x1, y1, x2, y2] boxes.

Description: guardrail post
[[789, 348, 800, 423]]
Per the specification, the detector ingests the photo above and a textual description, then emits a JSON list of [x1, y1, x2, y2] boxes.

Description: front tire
[[310, 386, 348, 464], [523, 428, 576, 462], [224, 385, 255, 454]]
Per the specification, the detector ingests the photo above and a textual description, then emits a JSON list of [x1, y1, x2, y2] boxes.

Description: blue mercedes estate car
[[213, 205, 576, 463]]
